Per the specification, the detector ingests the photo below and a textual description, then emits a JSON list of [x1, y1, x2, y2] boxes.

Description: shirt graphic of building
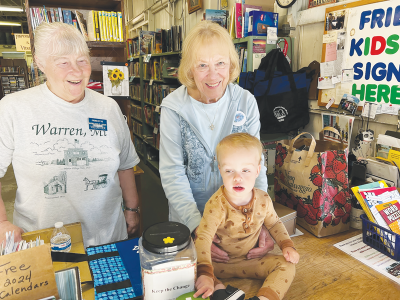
[[64, 148, 89, 166]]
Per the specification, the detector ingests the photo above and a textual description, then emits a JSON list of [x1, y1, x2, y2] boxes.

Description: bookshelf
[[25, 0, 127, 83], [0, 59, 30, 98], [233, 36, 294, 73], [129, 51, 181, 175]]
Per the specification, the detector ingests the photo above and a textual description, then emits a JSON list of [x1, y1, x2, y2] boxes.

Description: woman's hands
[[0, 220, 24, 245], [194, 275, 214, 299], [246, 225, 275, 260], [124, 210, 140, 237]]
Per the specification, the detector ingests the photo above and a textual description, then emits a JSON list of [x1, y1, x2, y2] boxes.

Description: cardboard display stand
[[0, 244, 59, 300]]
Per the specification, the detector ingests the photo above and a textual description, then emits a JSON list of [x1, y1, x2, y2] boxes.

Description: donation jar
[[139, 221, 197, 300]]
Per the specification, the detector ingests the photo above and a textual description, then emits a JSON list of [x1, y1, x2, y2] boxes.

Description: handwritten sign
[[0, 244, 58, 299], [14, 34, 31, 52]]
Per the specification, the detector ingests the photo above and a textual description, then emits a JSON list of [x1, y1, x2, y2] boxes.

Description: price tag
[[144, 54, 152, 62], [153, 127, 158, 134], [149, 79, 153, 86], [155, 106, 161, 113], [129, 76, 135, 82], [130, 57, 133, 61]]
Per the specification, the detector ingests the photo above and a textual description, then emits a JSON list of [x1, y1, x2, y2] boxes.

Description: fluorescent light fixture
[[0, 6, 24, 12], [0, 21, 21, 26]]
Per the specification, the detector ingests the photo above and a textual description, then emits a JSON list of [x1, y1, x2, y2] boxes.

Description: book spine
[[103, 11, 109, 41], [118, 12, 123, 42], [94, 11, 100, 41], [50, 8, 55, 22], [235, 3, 242, 39], [98, 11, 103, 41], [29, 8, 36, 31], [43, 6, 48, 23], [58, 7, 63, 23], [113, 12, 118, 42], [107, 12, 112, 42]]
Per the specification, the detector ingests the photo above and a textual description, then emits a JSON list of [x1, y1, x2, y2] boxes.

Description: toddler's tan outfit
[[195, 186, 296, 300]]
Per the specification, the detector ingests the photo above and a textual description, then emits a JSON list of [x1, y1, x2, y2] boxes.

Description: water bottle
[[50, 222, 72, 252]]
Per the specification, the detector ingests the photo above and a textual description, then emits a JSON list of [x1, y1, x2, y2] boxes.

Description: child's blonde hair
[[216, 133, 263, 164]]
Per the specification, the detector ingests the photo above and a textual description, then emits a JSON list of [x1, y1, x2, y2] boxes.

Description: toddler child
[[193, 133, 299, 300]]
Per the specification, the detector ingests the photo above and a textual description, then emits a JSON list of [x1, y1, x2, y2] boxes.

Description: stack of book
[[352, 181, 400, 235], [29, 7, 123, 42]]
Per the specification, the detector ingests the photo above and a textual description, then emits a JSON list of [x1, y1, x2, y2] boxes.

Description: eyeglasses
[[195, 61, 229, 72]]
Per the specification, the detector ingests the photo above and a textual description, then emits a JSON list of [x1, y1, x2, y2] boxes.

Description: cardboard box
[[249, 11, 278, 36], [273, 202, 297, 235]]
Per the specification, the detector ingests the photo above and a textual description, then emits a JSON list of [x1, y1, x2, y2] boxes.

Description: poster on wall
[[343, 1, 400, 106], [102, 62, 129, 97], [321, 113, 354, 147]]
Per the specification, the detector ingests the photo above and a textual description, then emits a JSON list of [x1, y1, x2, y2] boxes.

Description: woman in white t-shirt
[[0, 22, 140, 247]]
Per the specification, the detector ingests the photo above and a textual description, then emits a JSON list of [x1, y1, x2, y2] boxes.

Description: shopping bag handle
[[319, 126, 344, 144], [289, 132, 316, 167]]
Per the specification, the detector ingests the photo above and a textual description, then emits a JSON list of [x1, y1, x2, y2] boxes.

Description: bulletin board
[[317, 0, 393, 108]]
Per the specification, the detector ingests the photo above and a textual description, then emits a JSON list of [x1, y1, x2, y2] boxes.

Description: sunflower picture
[[108, 68, 125, 88]]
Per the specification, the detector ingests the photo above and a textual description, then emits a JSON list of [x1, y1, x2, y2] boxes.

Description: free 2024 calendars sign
[[345, 2, 400, 104]]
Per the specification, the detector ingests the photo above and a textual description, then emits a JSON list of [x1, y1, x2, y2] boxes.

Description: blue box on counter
[[249, 11, 278, 36]]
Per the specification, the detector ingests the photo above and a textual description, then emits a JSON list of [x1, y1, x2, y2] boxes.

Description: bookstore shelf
[[149, 51, 181, 57], [147, 160, 160, 173], [132, 116, 142, 123], [131, 97, 141, 101], [163, 76, 178, 79], [144, 101, 157, 107], [132, 131, 143, 139]]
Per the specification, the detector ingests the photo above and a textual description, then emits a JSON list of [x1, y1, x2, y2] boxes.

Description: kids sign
[[345, 2, 400, 104]]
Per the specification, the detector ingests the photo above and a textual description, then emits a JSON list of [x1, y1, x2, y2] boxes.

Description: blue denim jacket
[[160, 83, 268, 232]]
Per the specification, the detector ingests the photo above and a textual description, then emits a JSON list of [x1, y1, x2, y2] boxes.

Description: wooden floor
[[221, 226, 400, 300]]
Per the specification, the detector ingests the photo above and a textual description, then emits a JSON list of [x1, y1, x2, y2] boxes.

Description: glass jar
[[139, 221, 197, 300]]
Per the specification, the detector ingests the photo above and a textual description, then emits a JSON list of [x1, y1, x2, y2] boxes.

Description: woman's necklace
[[201, 101, 220, 130]]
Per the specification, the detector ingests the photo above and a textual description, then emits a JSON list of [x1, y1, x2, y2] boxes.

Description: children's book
[[140, 31, 155, 55], [358, 186, 399, 227], [75, 10, 89, 41], [377, 200, 400, 234], [351, 181, 387, 223]]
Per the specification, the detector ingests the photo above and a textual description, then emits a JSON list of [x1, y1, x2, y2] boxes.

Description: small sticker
[[89, 118, 107, 131], [153, 127, 158, 134], [155, 106, 161, 112], [233, 111, 246, 126], [163, 236, 174, 244], [129, 76, 135, 82], [149, 79, 153, 86]]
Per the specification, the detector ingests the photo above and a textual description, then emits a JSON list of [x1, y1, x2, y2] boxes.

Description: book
[[140, 31, 155, 55], [351, 181, 388, 223], [253, 39, 266, 70], [98, 11, 104, 41], [235, 3, 243, 39], [154, 31, 162, 54], [62, 10, 73, 25], [117, 12, 123, 42], [75, 10, 89, 41], [242, 5, 261, 38], [205, 9, 229, 29], [229, 5, 236, 39], [377, 201, 400, 234], [87, 10, 99, 41]]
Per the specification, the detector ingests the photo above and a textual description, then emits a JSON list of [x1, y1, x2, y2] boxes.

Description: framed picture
[[101, 62, 129, 97], [187, 0, 202, 14]]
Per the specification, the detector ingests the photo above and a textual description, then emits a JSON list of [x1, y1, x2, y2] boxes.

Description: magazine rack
[[361, 214, 400, 261]]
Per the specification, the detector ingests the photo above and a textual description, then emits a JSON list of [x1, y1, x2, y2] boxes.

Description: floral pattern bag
[[274, 127, 351, 237]]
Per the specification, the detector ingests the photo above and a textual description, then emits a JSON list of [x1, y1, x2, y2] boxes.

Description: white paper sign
[[323, 31, 337, 44], [320, 61, 334, 77], [142, 262, 195, 300]]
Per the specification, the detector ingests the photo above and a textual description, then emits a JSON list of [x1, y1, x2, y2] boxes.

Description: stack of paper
[[0, 231, 44, 256]]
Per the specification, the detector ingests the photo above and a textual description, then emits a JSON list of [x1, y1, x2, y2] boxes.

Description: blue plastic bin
[[361, 214, 400, 261]]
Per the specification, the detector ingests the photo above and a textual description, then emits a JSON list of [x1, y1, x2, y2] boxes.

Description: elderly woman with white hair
[[160, 21, 274, 263], [0, 22, 140, 247]]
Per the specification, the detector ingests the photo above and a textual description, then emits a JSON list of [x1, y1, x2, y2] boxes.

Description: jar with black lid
[[139, 221, 197, 300]]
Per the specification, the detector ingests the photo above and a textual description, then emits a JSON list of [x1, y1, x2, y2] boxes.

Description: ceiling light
[[0, 21, 21, 26], [0, 6, 24, 12]]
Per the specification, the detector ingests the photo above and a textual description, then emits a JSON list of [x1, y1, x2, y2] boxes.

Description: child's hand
[[283, 247, 300, 264], [194, 275, 214, 299]]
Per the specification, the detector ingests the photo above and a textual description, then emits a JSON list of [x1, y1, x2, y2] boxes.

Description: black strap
[[51, 251, 89, 262], [96, 279, 132, 294]]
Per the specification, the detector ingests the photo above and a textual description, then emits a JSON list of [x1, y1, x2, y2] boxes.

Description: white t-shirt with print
[[0, 83, 139, 247]]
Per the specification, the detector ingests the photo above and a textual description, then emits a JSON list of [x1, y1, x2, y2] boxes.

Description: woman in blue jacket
[[160, 21, 272, 262]]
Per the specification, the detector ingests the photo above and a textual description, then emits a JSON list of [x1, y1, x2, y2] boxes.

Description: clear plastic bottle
[[50, 222, 71, 252]]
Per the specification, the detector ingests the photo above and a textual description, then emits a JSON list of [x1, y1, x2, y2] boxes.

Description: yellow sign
[[14, 34, 31, 52]]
